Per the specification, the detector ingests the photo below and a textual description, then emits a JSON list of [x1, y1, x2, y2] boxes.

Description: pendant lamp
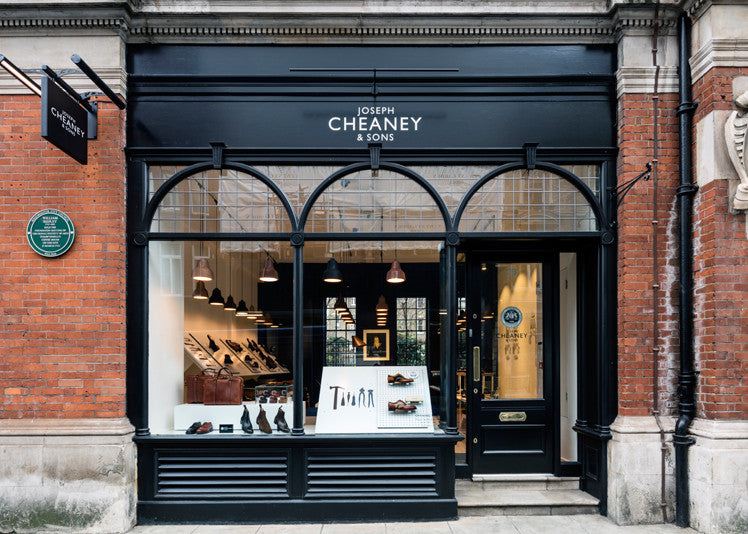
[[247, 304, 262, 318], [209, 287, 225, 306], [224, 254, 236, 310], [262, 313, 272, 326], [386, 259, 406, 283], [235, 299, 249, 316], [322, 257, 343, 283], [375, 295, 388, 316], [259, 256, 279, 282], [333, 296, 347, 311], [192, 280, 209, 299], [192, 257, 214, 281], [352, 335, 366, 347], [482, 306, 494, 319]]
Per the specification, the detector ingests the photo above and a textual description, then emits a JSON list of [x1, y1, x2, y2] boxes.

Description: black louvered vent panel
[[156, 452, 289, 499], [307, 453, 438, 498]]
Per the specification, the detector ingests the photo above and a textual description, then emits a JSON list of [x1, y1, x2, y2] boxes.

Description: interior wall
[[148, 241, 185, 433], [560, 252, 578, 462]]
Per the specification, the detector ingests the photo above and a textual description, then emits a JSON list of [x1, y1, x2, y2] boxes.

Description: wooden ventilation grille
[[156, 452, 289, 498], [306, 452, 438, 498]]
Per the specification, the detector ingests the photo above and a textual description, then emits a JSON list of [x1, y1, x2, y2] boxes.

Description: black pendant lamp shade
[[247, 304, 262, 318], [386, 259, 406, 283], [259, 256, 279, 282], [375, 295, 388, 315], [323, 258, 343, 283], [224, 295, 237, 311], [333, 296, 347, 311], [192, 258, 213, 281], [192, 280, 209, 299], [235, 299, 249, 316], [209, 287, 225, 306]]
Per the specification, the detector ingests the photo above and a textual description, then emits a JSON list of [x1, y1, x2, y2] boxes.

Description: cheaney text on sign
[[328, 106, 423, 142], [50, 107, 86, 139]]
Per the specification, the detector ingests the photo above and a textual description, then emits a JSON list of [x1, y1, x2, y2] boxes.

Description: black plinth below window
[[135, 433, 461, 524]]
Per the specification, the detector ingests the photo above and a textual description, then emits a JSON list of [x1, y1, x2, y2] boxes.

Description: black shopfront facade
[[126, 45, 618, 523]]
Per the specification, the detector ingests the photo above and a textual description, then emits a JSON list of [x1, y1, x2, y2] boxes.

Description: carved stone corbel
[[725, 91, 748, 211]]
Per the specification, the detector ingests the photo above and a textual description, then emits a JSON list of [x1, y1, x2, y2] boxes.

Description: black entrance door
[[465, 252, 556, 474]]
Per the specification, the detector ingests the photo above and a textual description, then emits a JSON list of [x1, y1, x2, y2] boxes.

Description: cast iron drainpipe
[[674, 12, 699, 528]]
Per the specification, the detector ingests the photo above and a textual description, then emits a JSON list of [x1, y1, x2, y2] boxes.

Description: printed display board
[[316, 365, 433, 434]]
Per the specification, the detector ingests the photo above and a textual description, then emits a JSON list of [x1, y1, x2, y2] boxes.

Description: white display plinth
[[174, 402, 302, 432], [316, 366, 433, 434]]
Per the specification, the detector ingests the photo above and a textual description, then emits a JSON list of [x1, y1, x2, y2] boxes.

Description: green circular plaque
[[26, 209, 76, 257]]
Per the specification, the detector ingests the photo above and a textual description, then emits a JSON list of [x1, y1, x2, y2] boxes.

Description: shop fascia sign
[[328, 105, 423, 143], [0, 53, 126, 165]]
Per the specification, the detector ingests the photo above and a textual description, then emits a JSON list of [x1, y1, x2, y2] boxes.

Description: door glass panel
[[481, 262, 543, 400]]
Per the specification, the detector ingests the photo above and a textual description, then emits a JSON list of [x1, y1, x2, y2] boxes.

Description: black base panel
[[137, 499, 457, 524]]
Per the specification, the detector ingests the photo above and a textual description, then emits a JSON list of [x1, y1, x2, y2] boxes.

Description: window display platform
[[134, 432, 461, 523]]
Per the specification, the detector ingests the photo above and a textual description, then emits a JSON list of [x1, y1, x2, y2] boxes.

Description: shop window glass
[[396, 297, 427, 366], [304, 169, 445, 233], [325, 297, 357, 366], [304, 241, 445, 434], [458, 168, 599, 233], [149, 168, 292, 233], [148, 240, 294, 434]]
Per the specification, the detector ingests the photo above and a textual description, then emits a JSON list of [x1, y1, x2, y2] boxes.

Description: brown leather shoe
[[256, 405, 272, 434], [387, 374, 414, 384], [196, 422, 213, 434], [388, 400, 416, 413]]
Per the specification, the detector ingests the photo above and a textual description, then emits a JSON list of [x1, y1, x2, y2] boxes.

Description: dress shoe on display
[[196, 422, 213, 434], [256, 405, 272, 434], [388, 400, 417, 413], [185, 421, 202, 434], [240, 406, 253, 434], [269, 396, 278, 404], [387, 373, 414, 384], [274, 406, 290, 433], [225, 339, 243, 352], [258, 395, 267, 403], [279, 396, 287, 403], [207, 334, 220, 352], [223, 354, 233, 365]]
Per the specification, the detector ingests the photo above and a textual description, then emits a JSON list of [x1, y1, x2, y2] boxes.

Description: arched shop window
[[457, 165, 601, 233], [142, 160, 603, 435]]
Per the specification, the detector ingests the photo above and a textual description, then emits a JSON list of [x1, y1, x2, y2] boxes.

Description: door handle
[[473, 346, 480, 382]]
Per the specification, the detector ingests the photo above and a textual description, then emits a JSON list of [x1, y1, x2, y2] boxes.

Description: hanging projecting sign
[[41, 76, 87, 164], [26, 209, 76, 257]]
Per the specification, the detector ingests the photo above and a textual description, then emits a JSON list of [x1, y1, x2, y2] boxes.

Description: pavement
[[129, 515, 699, 533]]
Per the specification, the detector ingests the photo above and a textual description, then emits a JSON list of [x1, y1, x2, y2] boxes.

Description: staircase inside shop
[[456, 474, 599, 516]]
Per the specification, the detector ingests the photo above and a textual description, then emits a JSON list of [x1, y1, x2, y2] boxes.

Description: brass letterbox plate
[[499, 411, 527, 422]]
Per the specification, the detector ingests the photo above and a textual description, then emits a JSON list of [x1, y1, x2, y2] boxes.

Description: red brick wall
[[0, 94, 126, 419], [616, 92, 681, 417], [692, 67, 748, 420]]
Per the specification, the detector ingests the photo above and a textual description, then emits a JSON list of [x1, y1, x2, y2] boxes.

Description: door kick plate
[[499, 411, 527, 422]]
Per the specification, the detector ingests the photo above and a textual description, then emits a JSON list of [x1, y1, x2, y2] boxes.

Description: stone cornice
[[0, 417, 134, 437], [0, 1, 689, 45], [616, 66, 680, 98], [691, 38, 748, 82]]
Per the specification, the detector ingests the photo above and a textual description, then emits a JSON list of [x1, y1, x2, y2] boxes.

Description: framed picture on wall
[[363, 329, 390, 361]]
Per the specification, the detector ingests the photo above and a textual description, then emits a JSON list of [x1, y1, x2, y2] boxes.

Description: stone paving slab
[[129, 515, 700, 534]]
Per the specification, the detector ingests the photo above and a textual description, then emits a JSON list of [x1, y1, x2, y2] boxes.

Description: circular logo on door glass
[[500, 306, 523, 328]]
